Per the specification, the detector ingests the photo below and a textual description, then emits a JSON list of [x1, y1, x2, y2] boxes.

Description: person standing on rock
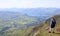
[[49, 16, 56, 33]]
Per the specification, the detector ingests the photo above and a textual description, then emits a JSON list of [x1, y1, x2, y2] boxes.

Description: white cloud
[[0, 0, 60, 8]]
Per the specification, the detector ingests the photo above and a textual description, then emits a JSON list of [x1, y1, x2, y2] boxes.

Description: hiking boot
[[52, 32, 55, 33], [49, 31, 51, 33]]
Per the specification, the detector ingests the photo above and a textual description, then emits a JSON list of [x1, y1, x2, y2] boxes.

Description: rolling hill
[[0, 11, 49, 36]]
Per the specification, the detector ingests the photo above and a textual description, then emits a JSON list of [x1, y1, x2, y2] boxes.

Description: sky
[[0, 0, 60, 8]]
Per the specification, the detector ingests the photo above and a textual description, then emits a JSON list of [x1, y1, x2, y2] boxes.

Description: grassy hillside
[[29, 14, 60, 36]]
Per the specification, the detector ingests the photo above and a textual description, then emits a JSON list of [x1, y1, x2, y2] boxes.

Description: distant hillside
[[0, 8, 60, 16], [0, 11, 51, 36], [0, 12, 40, 36], [29, 14, 60, 36]]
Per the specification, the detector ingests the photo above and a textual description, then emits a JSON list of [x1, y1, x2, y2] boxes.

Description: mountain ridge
[[28, 14, 60, 36]]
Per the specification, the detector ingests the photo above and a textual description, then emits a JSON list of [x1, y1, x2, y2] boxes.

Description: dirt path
[[33, 30, 40, 36]]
